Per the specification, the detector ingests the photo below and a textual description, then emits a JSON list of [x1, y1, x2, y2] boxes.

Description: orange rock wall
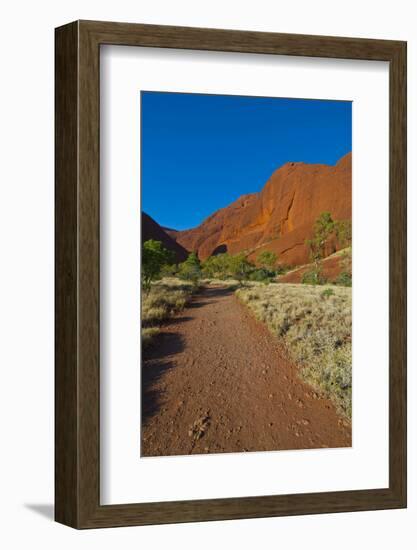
[[173, 153, 352, 267]]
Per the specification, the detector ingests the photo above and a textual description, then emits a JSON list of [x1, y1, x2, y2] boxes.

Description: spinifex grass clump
[[142, 278, 197, 347], [236, 283, 352, 418]]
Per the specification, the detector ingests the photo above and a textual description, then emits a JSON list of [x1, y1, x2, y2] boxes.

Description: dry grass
[[142, 327, 160, 349], [142, 278, 197, 346], [236, 283, 352, 418]]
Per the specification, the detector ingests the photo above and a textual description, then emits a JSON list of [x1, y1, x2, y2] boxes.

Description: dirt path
[[142, 285, 351, 457]]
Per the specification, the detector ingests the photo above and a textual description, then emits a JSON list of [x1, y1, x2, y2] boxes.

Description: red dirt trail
[[141, 285, 351, 457]]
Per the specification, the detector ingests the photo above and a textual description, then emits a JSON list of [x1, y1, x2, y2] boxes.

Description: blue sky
[[141, 92, 352, 230]]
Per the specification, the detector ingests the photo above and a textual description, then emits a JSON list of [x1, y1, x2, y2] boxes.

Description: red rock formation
[[278, 251, 351, 284], [173, 153, 351, 266], [142, 212, 189, 263]]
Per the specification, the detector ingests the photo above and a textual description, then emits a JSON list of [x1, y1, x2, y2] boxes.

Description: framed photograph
[[55, 20, 406, 528]]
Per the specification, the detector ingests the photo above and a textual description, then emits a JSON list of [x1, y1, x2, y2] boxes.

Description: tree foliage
[[257, 250, 278, 270], [201, 253, 230, 279], [142, 239, 174, 292], [301, 268, 327, 286], [248, 268, 272, 283], [201, 252, 255, 282], [335, 220, 352, 249], [306, 212, 336, 264], [178, 252, 202, 283], [304, 213, 352, 286], [160, 263, 178, 278], [228, 253, 253, 282], [307, 213, 352, 263]]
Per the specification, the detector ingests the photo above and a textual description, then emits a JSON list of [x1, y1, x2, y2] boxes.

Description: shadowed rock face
[[142, 212, 189, 263], [171, 153, 352, 266]]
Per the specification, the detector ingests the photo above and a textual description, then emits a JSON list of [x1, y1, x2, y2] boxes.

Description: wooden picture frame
[[55, 20, 407, 529]]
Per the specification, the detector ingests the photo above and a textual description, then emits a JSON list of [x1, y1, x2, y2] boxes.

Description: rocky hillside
[[142, 212, 189, 263], [170, 153, 351, 266]]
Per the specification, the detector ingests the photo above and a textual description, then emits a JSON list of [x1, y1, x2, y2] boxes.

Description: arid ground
[[142, 284, 351, 457]]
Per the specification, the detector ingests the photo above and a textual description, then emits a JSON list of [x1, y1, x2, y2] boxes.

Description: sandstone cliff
[[171, 153, 351, 266]]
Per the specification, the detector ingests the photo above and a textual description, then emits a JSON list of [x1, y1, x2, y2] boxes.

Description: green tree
[[178, 252, 201, 283], [304, 213, 352, 286], [257, 250, 278, 271], [307, 213, 352, 265], [304, 212, 336, 285], [306, 212, 335, 266], [228, 253, 253, 282], [142, 239, 174, 292], [202, 253, 231, 279], [335, 220, 352, 249]]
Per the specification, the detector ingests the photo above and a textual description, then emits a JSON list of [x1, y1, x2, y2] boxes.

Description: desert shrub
[[249, 268, 273, 283], [142, 305, 168, 324], [236, 283, 352, 418], [142, 281, 193, 322], [275, 264, 293, 275], [160, 263, 178, 277], [142, 278, 196, 334], [335, 271, 352, 287], [257, 250, 277, 270], [301, 268, 327, 285], [321, 287, 335, 299], [142, 327, 160, 348]]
